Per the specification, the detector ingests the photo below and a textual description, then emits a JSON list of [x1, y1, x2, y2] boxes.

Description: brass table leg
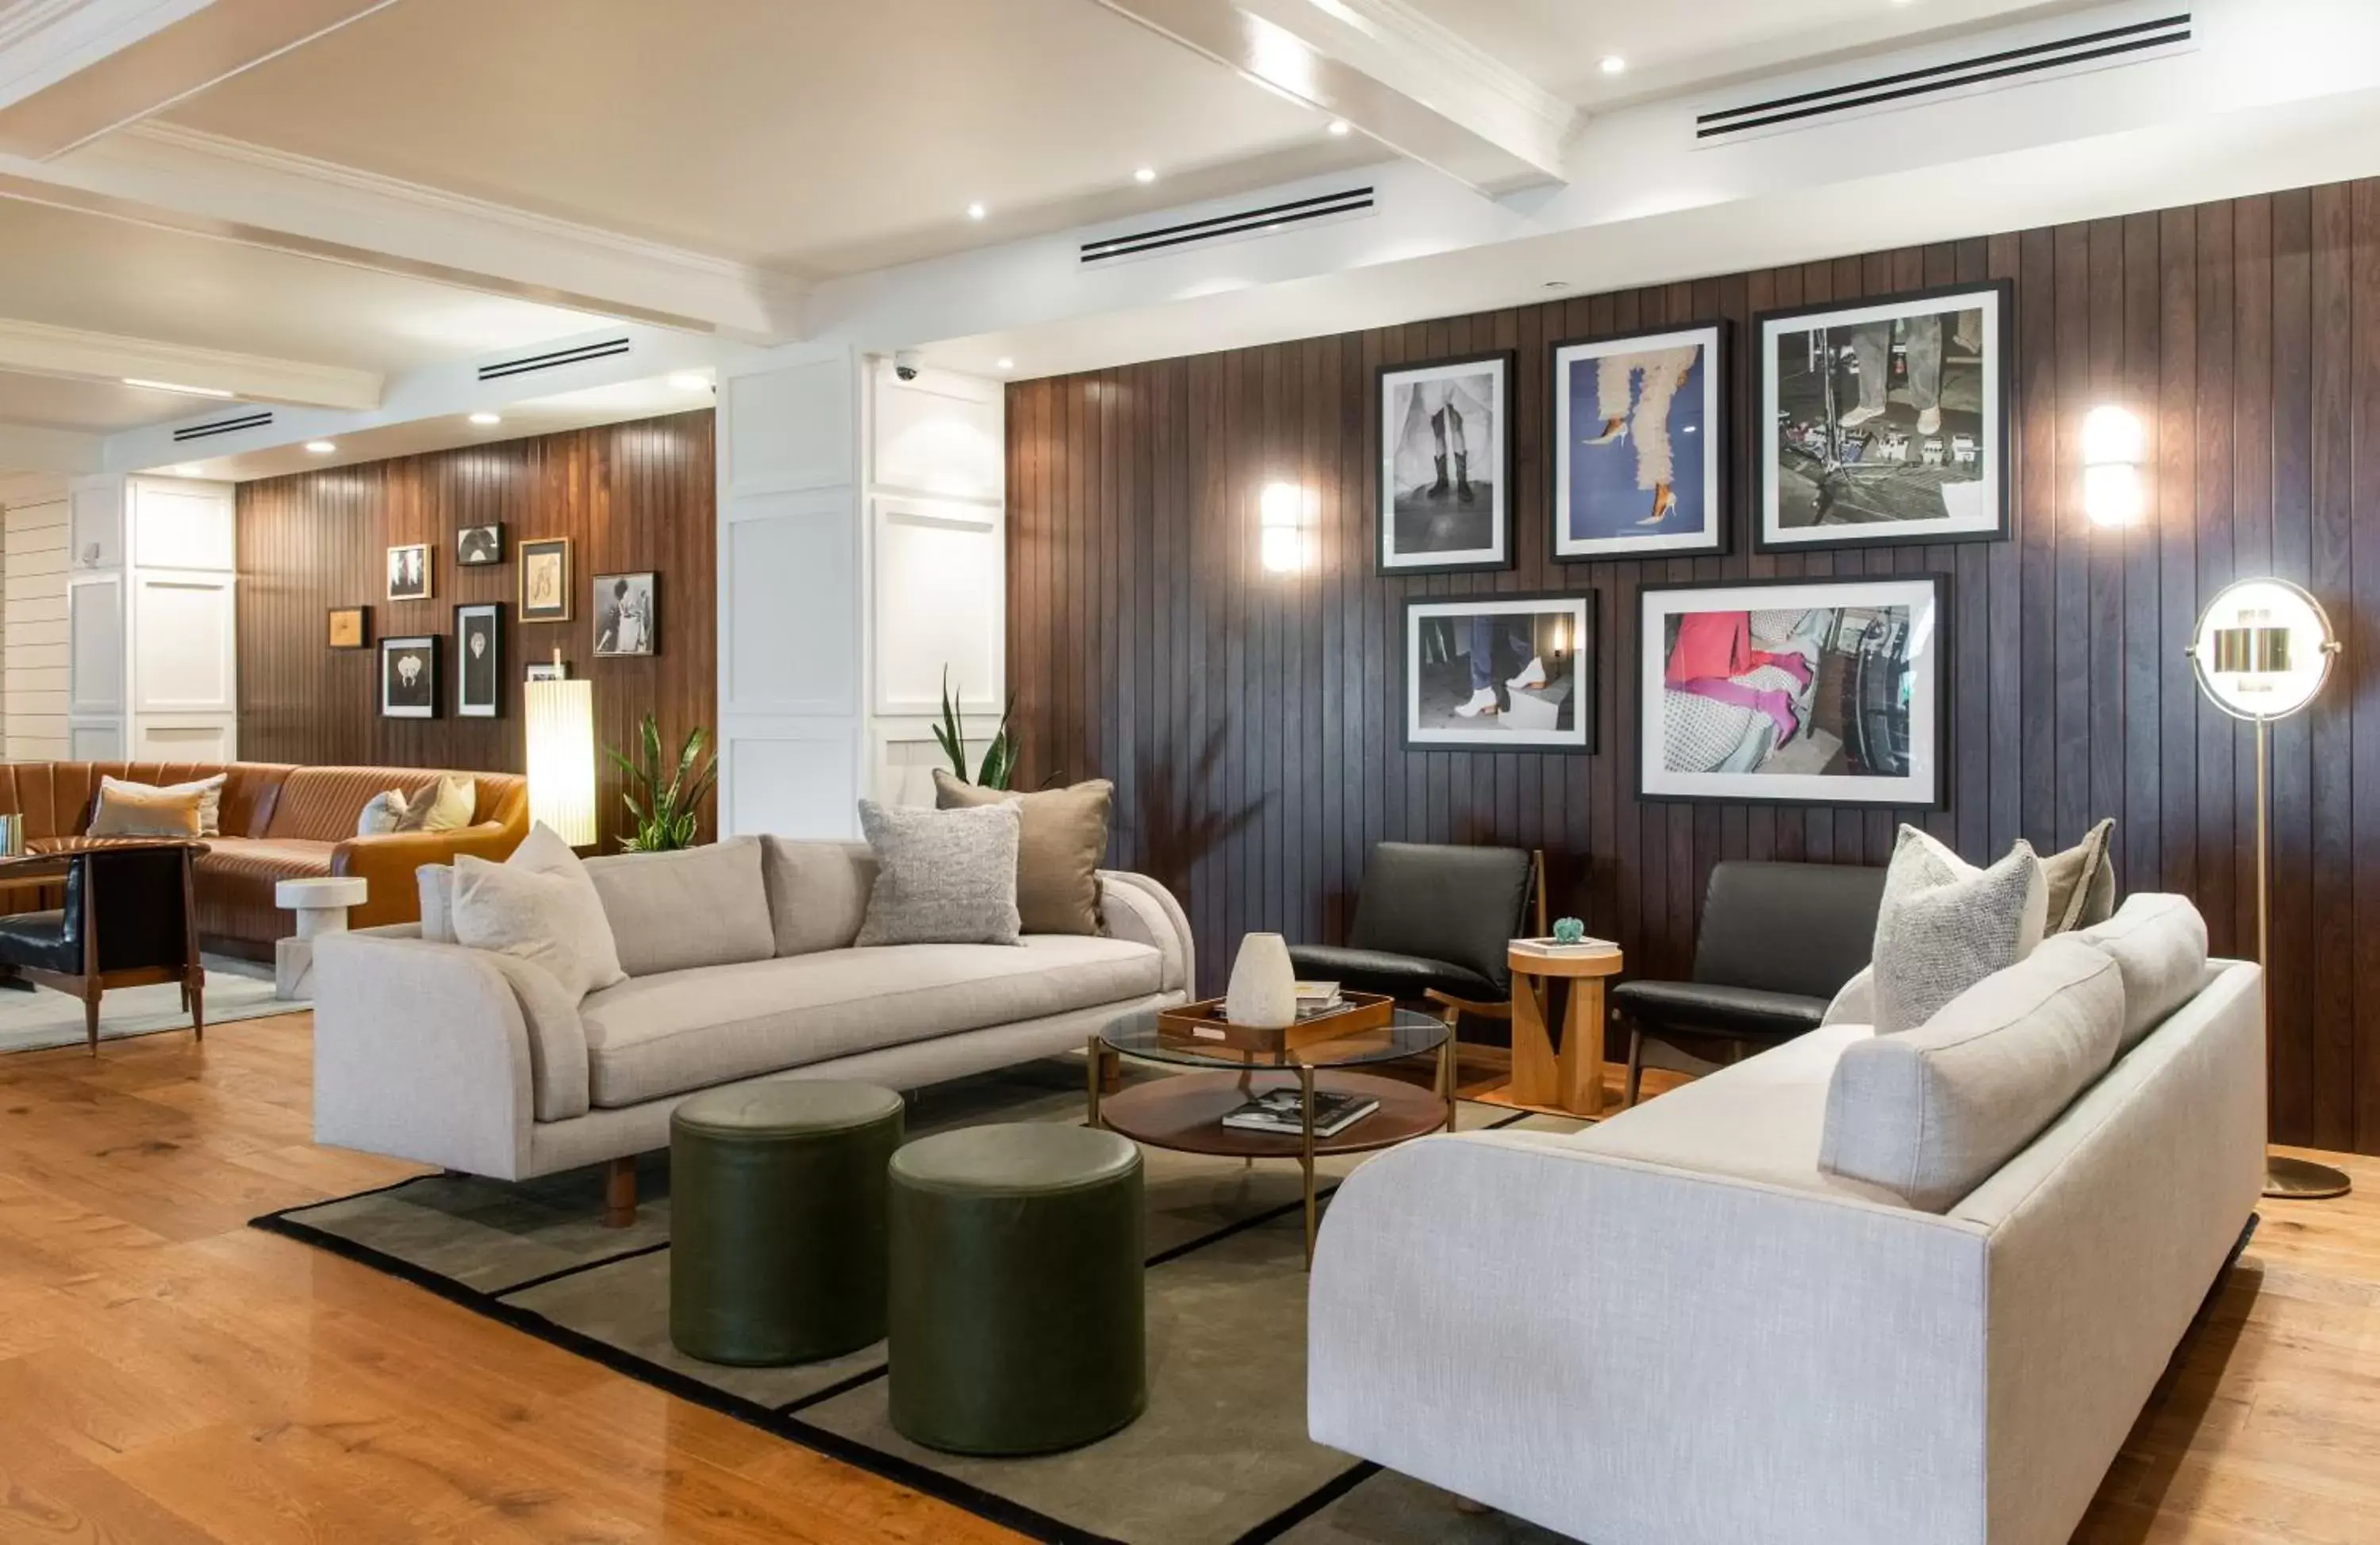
[[1441, 1034, 1457, 1135], [1085, 1034, 1105, 1128], [1299, 1063, 1318, 1268]]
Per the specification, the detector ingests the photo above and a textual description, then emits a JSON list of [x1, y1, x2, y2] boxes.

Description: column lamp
[[2186, 577, 2351, 1200], [525, 658, 597, 849]]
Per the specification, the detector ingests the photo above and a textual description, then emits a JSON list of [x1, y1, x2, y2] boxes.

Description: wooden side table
[[1507, 944, 1624, 1118]]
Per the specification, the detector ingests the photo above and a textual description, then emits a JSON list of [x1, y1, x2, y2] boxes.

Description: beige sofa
[[310, 836, 1193, 1183]]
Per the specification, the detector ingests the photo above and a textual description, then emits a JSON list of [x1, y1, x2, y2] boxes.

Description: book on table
[[1220, 1087, 1380, 1138]]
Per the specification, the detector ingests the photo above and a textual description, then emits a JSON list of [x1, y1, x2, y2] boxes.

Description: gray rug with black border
[[253, 1059, 1584, 1544]]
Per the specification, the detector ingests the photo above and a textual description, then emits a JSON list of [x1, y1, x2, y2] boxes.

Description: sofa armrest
[[312, 931, 589, 1179], [1310, 1133, 1992, 1545], [1097, 870, 1194, 994], [332, 821, 523, 928]]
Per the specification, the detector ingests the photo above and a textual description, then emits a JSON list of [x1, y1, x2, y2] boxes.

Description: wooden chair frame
[[0, 845, 205, 1056]]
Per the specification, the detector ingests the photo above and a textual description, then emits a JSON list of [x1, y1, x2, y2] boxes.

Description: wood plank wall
[[1008, 179, 2380, 1156], [236, 410, 716, 850]]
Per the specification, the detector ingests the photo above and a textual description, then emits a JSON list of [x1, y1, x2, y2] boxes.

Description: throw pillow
[[86, 780, 203, 838], [1870, 826, 2047, 1035], [931, 769, 1112, 936], [854, 799, 1023, 947], [450, 822, 626, 998], [583, 837, 776, 976], [96, 773, 225, 836], [396, 774, 476, 834], [417, 863, 455, 944], [2040, 817, 2117, 934], [2071, 892, 2212, 1053], [358, 789, 409, 836]]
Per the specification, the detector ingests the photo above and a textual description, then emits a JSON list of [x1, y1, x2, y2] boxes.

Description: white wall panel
[[724, 729, 860, 840], [131, 480, 236, 570], [133, 573, 236, 712], [873, 370, 1004, 502], [724, 493, 858, 716], [726, 358, 855, 494], [67, 478, 121, 571], [67, 573, 121, 716], [871, 495, 1002, 717]]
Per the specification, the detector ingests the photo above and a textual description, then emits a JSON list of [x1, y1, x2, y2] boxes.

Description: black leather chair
[[1288, 842, 1543, 1029], [0, 842, 205, 1055], [1611, 861, 1884, 1106]]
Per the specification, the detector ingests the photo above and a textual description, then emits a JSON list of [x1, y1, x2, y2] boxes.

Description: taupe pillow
[[855, 799, 1022, 947], [397, 773, 477, 834], [584, 837, 776, 977], [86, 781, 203, 838], [932, 769, 1112, 936], [2041, 817, 2117, 934], [98, 773, 225, 837], [2071, 892, 2210, 1052], [1870, 826, 2047, 1034], [760, 838, 877, 957]]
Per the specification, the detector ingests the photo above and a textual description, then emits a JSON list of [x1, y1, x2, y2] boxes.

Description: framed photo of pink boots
[[1636, 577, 1947, 807], [1552, 322, 1728, 560]]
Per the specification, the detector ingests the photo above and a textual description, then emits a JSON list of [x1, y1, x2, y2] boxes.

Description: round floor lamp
[[2186, 577, 2352, 1200]]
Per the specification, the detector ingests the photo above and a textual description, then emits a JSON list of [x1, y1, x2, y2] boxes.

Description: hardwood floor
[[0, 1013, 2374, 1543]]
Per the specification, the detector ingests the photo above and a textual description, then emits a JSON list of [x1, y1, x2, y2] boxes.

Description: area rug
[[0, 954, 300, 1055], [254, 1059, 1585, 1544]]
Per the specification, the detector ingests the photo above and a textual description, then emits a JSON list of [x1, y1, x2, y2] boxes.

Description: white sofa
[[311, 836, 1193, 1182], [1309, 908, 2263, 1545]]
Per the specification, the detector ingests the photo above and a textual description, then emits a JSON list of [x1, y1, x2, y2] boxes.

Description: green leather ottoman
[[888, 1123, 1145, 1455], [668, 1081, 904, 1366]]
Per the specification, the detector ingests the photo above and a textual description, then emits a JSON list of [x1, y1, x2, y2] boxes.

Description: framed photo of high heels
[[1376, 351, 1514, 574], [1553, 321, 1729, 561], [1403, 592, 1595, 753]]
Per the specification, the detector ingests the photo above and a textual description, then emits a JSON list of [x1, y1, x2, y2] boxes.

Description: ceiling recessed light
[[1134, 167, 1157, 184], [125, 378, 232, 398], [996, 358, 1015, 372], [966, 201, 988, 220], [667, 371, 710, 392], [1599, 55, 1627, 75], [1326, 119, 1351, 136], [304, 440, 336, 454], [468, 411, 502, 426]]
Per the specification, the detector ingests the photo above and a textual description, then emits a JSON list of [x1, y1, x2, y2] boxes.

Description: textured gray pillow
[[1871, 826, 2047, 1034], [855, 799, 1023, 947], [2071, 892, 2210, 1052]]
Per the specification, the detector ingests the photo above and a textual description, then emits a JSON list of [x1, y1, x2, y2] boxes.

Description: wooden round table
[[1507, 943, 1624, 1118]]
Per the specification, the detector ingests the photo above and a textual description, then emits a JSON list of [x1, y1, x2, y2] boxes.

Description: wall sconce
[[1260, 481, 1309, 573], [2082, 404, 2147, 528], [525, 657, 597, 847]]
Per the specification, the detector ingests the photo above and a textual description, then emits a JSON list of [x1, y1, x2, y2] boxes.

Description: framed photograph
[[386, 543, 432, 601], [1377, 351, 1514, 573], [1756, 281, 2012, 551], [457, 523, 505, 567], [593, 572, 658, 657], [327, 605, 369, 650], [379, 635, 440, 719], [455, 603, 503, 717], [1553, 322, 1727, 560], [525, 659, 569, 683], [519, 537, 571, 623], [1637, 576, 1948, 807], [1403, 592, 1594, 753]]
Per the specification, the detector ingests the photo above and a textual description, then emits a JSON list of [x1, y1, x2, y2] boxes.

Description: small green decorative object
[[1552, 917, 1586, 945]]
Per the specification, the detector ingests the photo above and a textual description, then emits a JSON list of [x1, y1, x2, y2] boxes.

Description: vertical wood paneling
[[236, 411, 716, 851], [1008, 180, 2380, 1156]]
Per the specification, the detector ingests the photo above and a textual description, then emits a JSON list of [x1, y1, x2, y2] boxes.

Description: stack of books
[[1219, 1087, 1380, 1138], [1293, 981, 1344, 1018]]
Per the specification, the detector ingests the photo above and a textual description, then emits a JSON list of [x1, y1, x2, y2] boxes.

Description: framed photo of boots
[[1377, 351, 1514, 574], [1403, 592, 1595, 753], [1553, 322, 1728, 561]]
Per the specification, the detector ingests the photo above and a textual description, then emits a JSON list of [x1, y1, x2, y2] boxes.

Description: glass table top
[[1097, 1004, 1449, 1072]]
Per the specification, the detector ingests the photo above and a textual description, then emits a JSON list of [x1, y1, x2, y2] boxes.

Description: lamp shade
[[2188, 577, 2336, 723], [525, 678, 597, 846]]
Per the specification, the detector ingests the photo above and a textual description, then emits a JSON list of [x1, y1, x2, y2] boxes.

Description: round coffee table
[[1088, 1006, 1453, 1265]]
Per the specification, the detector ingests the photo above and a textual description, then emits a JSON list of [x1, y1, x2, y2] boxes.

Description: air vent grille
[[171, 410, 273, 443], [1081, 186, 1374, 266], [1698, 12, 2191, 143], [478, 336, 631, 381]]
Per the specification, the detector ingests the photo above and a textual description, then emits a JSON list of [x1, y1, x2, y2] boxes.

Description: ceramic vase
[[1225, 932, 1297, 1028]]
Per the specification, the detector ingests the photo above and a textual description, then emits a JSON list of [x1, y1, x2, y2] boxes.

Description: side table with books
[[1088, 994, 1455, 1267]]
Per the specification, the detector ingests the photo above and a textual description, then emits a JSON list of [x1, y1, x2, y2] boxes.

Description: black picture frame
[[1400, 590, 1596, 753], [593, 571, 658, 657], [457, 523, 506, 567], [386, 542, 432, 602], [327, 605, 370, 650], [1375, 349, 1517, 576], [1633, 573, 1950, 808], [1549, 319, 1730, 562], [1752, 279, 2014, 554], [455, 603, 503, 718], [379, 634, 440, 719]]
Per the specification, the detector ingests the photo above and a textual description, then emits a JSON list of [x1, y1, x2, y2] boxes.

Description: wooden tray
[[1156, 991, 1396, 1055]]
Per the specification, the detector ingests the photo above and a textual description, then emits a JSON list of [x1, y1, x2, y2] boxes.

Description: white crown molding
[[0, 0, 209, 105], [0, 312, 382, 407]]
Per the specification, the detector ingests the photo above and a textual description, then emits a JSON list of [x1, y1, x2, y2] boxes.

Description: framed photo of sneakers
[[1637, 576, 1948, 807], [1403, 592, 1595, 753], [1376, 351, 1514, 574], [1755, 281, 2012, 552], [1553, 322, 1728, 560]]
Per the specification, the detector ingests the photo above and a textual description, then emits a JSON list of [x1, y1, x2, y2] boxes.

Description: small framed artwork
[[455, 603, 503, 718], [457, 523, 505, 567], [526, 659, 569, 683], [1756, 280, 2012, 552], [1403, 592, 1594, 753], [379, 635, 440, 719], [593, 572, 658, 657], [1637, 575, 1948, 807], [1377, 351, 1514, 574], [386, 543, 432, 601], [1553, 322, 1728, 560], [519, 537, 571, 623], [327, 605, 369, 650]]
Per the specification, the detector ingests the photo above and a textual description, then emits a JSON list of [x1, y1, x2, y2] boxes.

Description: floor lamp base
[[2264, 1154, 2353, 1200]]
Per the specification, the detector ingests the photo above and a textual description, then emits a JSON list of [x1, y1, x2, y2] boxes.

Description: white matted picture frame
[[1376, 351, 1514, 574], [455, 602, 502, 718], [1403, 592, 1595, 753], [1637, 575, 1947, 807], [386, 543, 431, 601], [1553, 322, 1727, 561], [379, 634, 439, 719]]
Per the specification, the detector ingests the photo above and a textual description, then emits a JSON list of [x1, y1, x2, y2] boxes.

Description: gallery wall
[[1007, 177, 2380, 1156], [236, 409, 716, 849]]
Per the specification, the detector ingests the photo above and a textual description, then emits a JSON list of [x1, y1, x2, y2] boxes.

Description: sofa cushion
[[2072, 893, 2210, 1053], [578, 934, 1164, 1107], [1871, 826, 2046, 1034], [761, 838, 876, 957], [932, 769, 1113, 936], [584, 838, 775, 977], [1820, 937, 2125, 1212], [854, 799, 1022, 947]]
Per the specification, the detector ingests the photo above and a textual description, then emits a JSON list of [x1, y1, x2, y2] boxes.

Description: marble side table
[[275, 876, 368, 1000]]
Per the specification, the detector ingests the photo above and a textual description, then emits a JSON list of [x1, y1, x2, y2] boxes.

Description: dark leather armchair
[[1611, 860, 1884, 1106], [0, 842, 204, 1055], [1288, 842, 1543, 1026]]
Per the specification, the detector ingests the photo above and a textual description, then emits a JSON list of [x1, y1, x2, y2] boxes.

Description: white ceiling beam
[[1091, 0, 1575, 194], [0, 313, 381, 406], [0, 420, 101, 474]]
